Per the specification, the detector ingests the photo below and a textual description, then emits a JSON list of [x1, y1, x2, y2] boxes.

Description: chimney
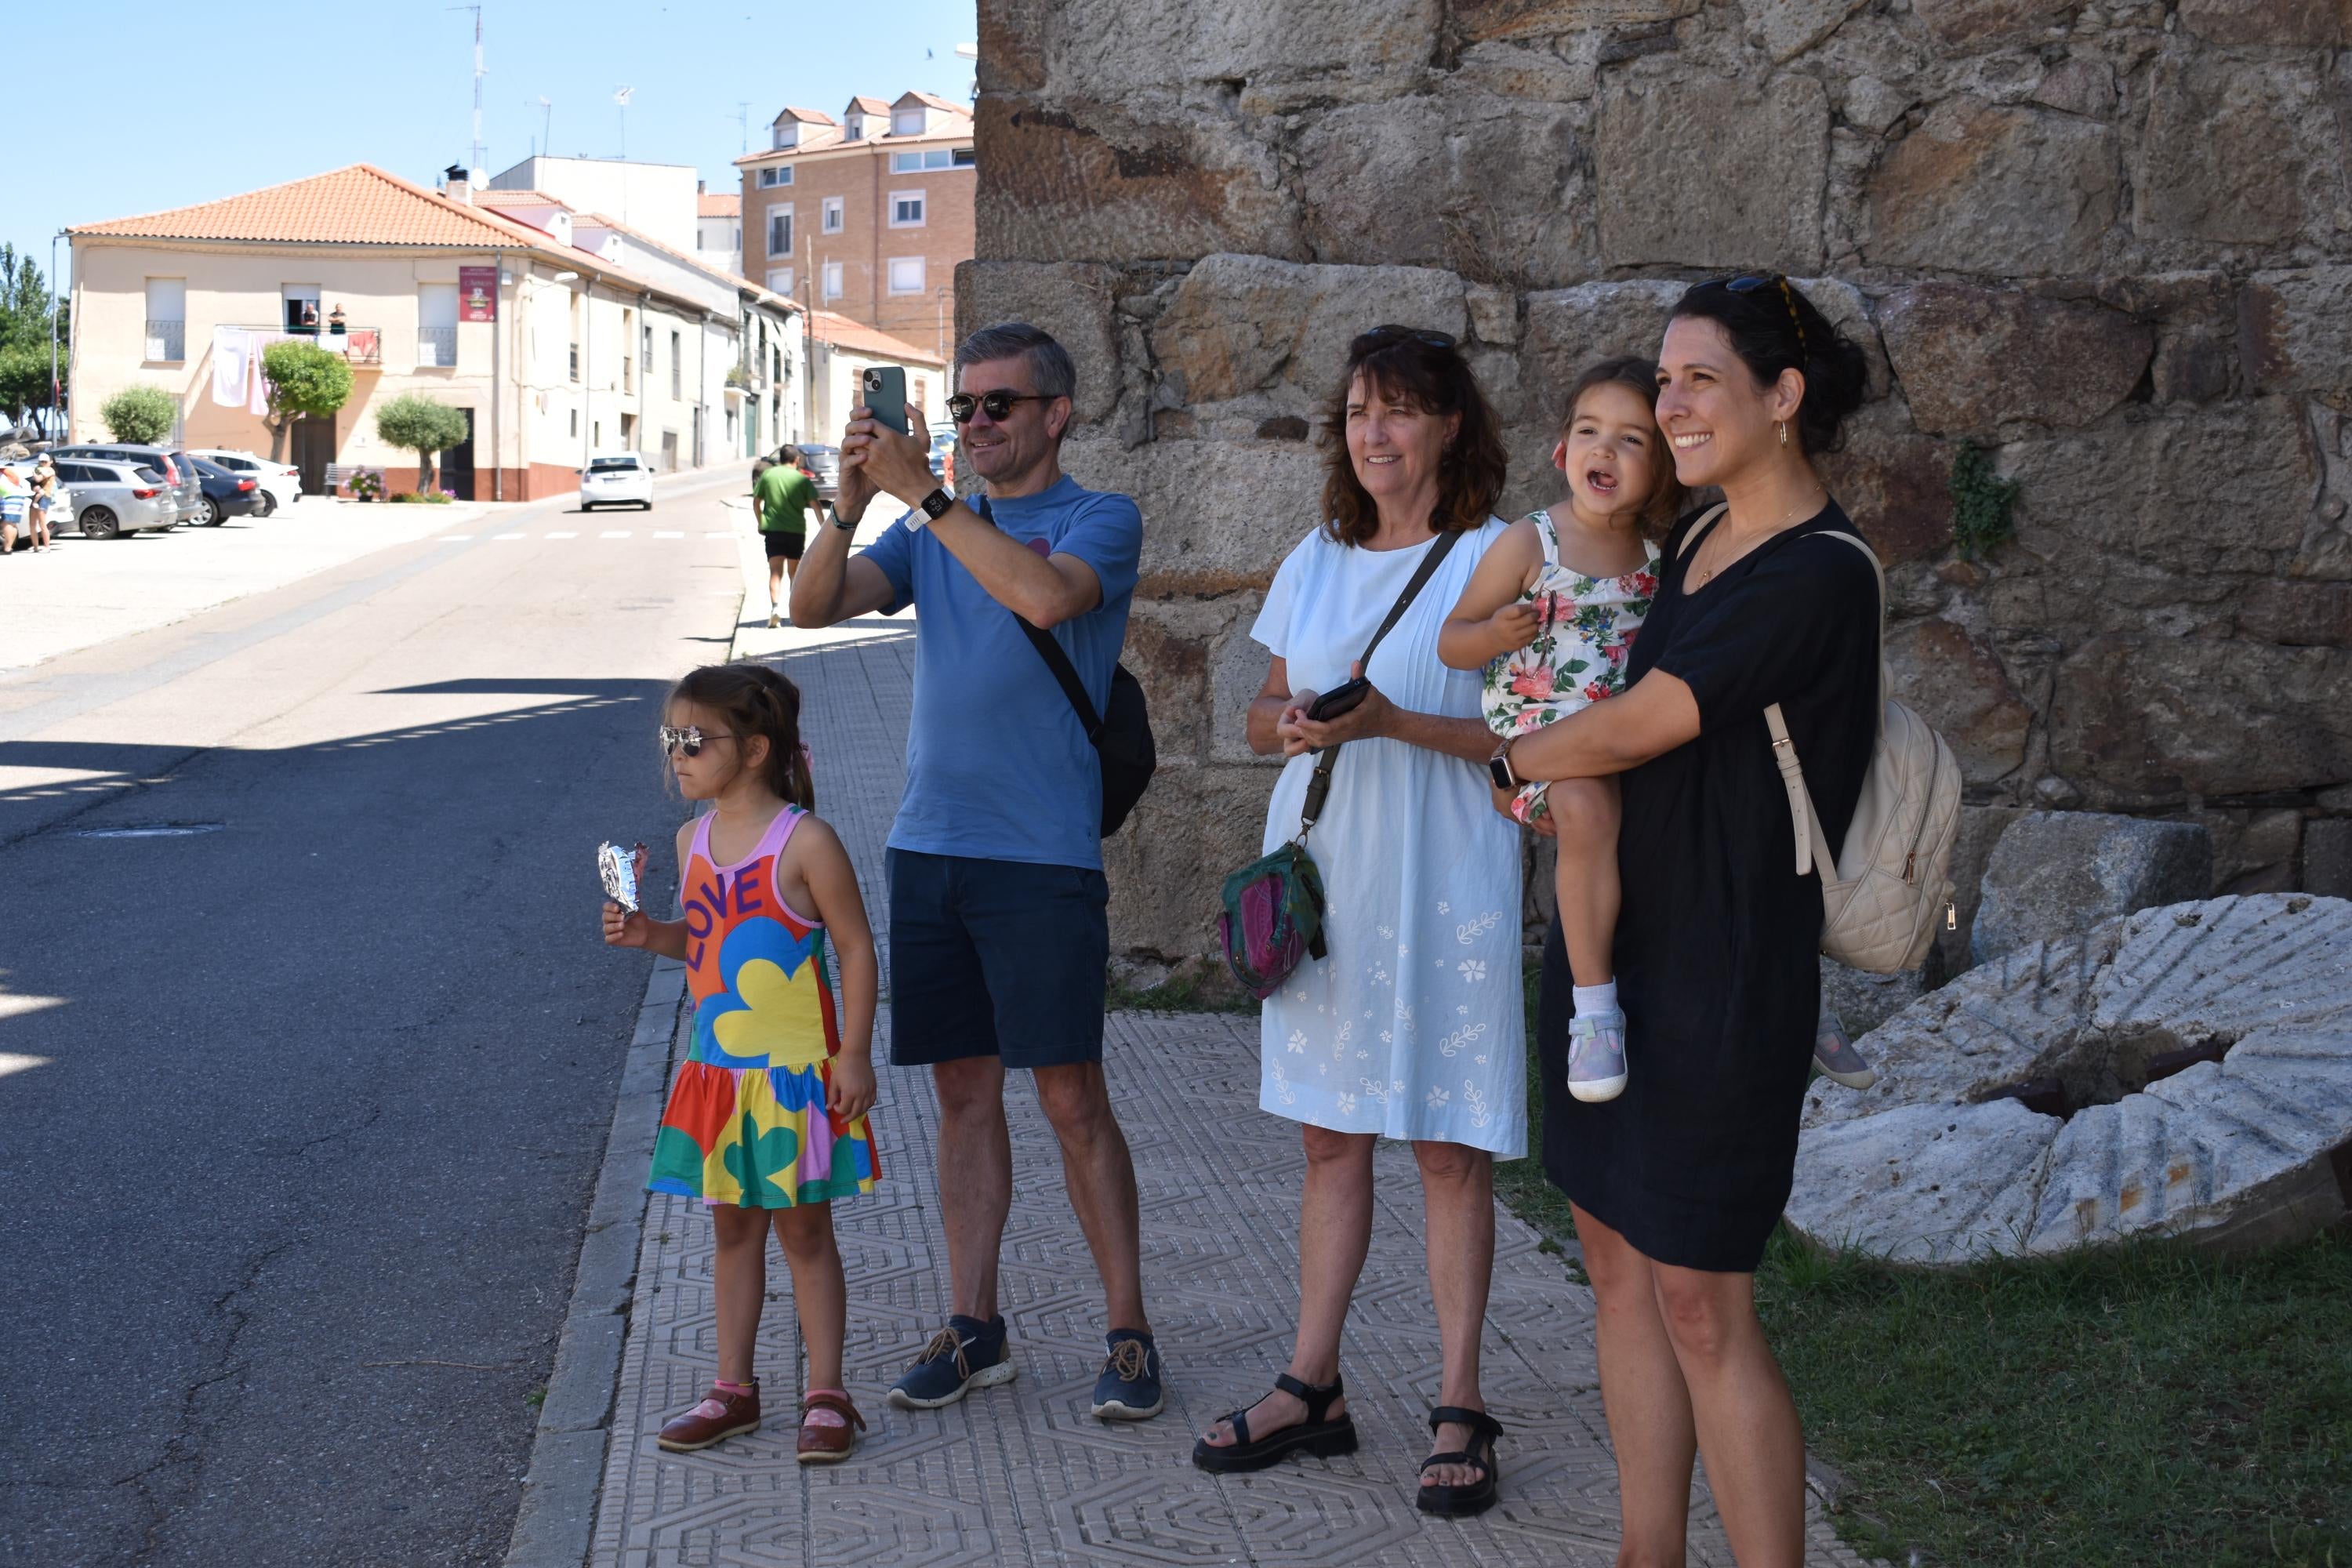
[[697, 179, 706, 194], [444, 163, 472, 204]]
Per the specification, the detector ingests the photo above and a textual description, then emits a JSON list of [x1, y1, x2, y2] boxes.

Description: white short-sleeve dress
[[1249, 519, 1528, 1158]]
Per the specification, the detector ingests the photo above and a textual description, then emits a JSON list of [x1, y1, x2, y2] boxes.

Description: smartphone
[[862, 366, 909, 434], [1304, 678, 1370, 723]]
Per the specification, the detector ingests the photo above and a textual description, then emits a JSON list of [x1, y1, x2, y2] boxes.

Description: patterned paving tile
[[588, 630, 1875, 1567]]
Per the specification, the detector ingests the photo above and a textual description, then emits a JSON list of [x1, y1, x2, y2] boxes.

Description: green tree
[[0, 344, 56, 427], [100, 384, 179, 444], [372, 394, 470, 494], [0, 244, 60, 355], [259, 339, 354, 463]]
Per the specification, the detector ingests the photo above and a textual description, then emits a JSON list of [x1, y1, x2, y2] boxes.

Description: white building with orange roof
[[67, 162, 806, 500]]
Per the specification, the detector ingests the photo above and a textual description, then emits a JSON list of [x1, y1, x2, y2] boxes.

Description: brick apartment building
[[736, 91, 973, 359]]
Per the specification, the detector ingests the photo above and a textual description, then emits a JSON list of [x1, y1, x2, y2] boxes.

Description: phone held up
[[861, 366, 909, 435]]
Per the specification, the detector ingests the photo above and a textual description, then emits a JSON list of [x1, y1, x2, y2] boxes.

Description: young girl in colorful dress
[[1439, 358, 1676, 1104], [603, 662, 883, 1461]]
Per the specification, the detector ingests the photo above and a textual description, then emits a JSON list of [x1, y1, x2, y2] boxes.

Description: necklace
[[1690, 489, 1827, 589]]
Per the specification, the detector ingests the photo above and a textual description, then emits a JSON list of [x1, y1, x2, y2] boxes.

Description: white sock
[[1571, 981, 1619, 1019]]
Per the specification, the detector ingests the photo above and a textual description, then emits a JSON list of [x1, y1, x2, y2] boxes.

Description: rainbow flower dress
[[648, 805, 881, 1207]]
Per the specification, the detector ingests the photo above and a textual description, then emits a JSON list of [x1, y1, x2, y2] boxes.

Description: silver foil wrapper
[[597, 840, 641, 913]]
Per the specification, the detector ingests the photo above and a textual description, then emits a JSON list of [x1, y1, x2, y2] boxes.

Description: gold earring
[[1778, 421, 1789, 448]]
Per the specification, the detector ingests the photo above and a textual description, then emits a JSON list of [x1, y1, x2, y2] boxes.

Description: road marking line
[[492, 532, 525, 540], [546, 531, 579, 539], [600, 530, 631, 539], [653, 530, 683, 539]]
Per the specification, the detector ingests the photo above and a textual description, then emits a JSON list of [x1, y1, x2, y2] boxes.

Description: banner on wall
[[459, 267, 498, 321]]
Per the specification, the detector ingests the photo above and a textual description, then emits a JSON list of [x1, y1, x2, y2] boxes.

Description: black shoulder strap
[[1298, 528, 1467, 834], [978, 495, 1108, 742]]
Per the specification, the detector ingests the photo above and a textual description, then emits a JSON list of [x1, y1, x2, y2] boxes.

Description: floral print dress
[[1482, 509, 1660, 825]]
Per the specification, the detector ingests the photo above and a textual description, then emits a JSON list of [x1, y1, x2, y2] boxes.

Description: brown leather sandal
[[796, 1389, 866, 1465], [656, 1380, 761, 1452]]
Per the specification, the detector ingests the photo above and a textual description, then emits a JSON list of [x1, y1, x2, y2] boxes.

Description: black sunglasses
[[946, 390, 1054, 424], [659, 724, 736, 757], [1351, 324, 1457, 354], [1700, 274, 1808, 352]]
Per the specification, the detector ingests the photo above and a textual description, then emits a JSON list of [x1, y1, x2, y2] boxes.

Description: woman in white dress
[[1192, 325, 1525, 1517]]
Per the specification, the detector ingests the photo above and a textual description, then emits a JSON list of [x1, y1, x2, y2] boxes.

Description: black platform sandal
[[1416, 1405, 1504, 1517], [1190, 1372, 1359, 1473]]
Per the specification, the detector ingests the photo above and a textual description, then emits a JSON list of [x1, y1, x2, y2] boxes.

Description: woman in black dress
[[1494, 276, 1877, 1566]]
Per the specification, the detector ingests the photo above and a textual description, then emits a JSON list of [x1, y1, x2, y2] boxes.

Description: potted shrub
[[349, 469, 383, 503]]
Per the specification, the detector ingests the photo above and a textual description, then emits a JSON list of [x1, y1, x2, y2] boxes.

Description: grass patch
[[1761, 1228, 2352, 1566], [1491, 955, 2352, 1566], [1105, 964, 1258, 1015]]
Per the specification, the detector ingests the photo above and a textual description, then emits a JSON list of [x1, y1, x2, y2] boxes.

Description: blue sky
[[5, 0, 977, 292]]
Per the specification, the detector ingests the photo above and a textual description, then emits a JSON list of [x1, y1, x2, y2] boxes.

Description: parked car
[[797, 444, 841, 503], [49, 443, 203, 526], [927, 430, 956, 486], [185, 448, 300, 514], [579, 452, 652, 510], [187, 456, 269, 526], [45, 459, 179, 539]]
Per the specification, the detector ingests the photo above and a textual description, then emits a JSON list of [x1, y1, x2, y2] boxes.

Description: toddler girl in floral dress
[[1439, 358, 1675, 1103]]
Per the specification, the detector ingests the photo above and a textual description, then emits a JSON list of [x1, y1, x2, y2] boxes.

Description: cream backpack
[[1681, 506, 1962, 973]]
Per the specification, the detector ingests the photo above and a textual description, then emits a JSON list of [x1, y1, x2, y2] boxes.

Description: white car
[[186, 448, 302, 514], [579, 453, 652, 510]]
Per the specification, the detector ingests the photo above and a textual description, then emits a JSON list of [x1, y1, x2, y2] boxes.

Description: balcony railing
[[417, 325, 458, 368], [144, 320, 185, 362], [231, 325, 383, 366]]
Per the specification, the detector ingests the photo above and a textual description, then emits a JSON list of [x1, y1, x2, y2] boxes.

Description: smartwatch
[[1487, 737, 1519, 792], [916, 487, 956, 524]]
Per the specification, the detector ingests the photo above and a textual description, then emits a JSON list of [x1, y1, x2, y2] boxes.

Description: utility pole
[[49, 230, 64, 440], [449, 5, 486, 176]]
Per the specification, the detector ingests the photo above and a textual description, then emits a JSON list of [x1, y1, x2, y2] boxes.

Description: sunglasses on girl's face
[[659, 725, 734, 757], [946, 390, 1054, 423]]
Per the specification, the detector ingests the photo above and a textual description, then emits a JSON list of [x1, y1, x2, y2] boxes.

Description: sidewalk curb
[[499, 954, 684, 1568]]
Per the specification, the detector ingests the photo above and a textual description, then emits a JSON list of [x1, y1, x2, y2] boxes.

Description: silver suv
[[48, 458, 179, 539], [49, 443, 203, 526]]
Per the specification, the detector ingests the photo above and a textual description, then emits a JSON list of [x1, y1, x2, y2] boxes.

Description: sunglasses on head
[[946, 390, 1054, 423], [1700, 273, 1808, 352], [659, 724, 735, 757], [1351, 324, 1457, 354]]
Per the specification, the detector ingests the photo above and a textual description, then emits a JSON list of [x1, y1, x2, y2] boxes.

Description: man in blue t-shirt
[[790, 323, 1163, 1423]]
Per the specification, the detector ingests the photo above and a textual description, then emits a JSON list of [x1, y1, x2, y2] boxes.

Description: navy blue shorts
[[886, 849, 1109, 1069]]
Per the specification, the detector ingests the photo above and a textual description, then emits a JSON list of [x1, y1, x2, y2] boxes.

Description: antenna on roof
[[527, 96, 552, 159], [448, 5, 486, 179], [733, 101, 750, 154]]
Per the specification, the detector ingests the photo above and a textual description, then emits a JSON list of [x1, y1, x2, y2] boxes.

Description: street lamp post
[[49, 230, 64, 440]]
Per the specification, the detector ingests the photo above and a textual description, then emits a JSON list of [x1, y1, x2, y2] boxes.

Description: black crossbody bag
[[979, 495, 1158, 837]]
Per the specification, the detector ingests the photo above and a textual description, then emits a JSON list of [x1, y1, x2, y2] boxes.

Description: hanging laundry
[[249, 332, 270, 416], [211, 326, 249, 407]]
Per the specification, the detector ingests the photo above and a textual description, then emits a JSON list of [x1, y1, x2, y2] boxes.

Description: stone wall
[[960, 0, 2352, 969]]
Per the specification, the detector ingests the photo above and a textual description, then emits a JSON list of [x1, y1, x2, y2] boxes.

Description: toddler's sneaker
[[888, 1314, 1015, 1410], [1091, 1330, 1165, 1421], [1566, 1009, 1628, 1102], [1813, 1008, 1878, 1090], [656, 1379, 761, 1452]]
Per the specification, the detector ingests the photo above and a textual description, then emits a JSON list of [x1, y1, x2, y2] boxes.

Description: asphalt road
[[0, 467, 752, 1566]]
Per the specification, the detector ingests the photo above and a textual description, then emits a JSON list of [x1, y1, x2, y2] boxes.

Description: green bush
[[259, 341, 354, 463], [387, 491, 454, 504], [373, 395, 470, 494], [99, 384, 178, 444]]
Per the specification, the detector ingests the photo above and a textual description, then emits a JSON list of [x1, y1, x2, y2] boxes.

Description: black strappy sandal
[[1416, 1405, 1504, 1517], [1190, 1372, 1359, 1473]]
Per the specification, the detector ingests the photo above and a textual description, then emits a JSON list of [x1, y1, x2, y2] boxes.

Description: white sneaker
[[1566, 1010, 1628, 1103]]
